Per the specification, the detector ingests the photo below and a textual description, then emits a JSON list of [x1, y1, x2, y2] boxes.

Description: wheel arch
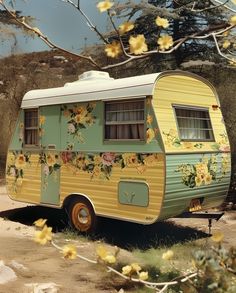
[[63, 193, 96, 214]]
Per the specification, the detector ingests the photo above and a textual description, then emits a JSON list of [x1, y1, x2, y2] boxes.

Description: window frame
[[173, 104, 215, 142], [103, 97, 146, 142], [24, 108, 40, 147]]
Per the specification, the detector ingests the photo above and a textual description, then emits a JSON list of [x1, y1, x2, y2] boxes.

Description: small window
[[174, 106, 214, 141], [24, 109, 39, 146], [105, 99, 145, 140]]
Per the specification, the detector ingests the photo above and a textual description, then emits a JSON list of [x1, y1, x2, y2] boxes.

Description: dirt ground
[[0, 184, 236, 293]]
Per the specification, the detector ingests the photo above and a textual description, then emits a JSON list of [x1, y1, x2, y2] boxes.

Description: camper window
[[174, 106, 214, 141], [24, 109, 39, 146], [104, 99, 145, 140]]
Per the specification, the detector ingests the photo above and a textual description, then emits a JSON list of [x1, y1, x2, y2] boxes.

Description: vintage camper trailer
[[6, 70, 231, 232]]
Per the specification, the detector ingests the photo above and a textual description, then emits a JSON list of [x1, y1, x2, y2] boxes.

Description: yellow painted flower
[[230, 15, 236, 25], [34, 225, 52, 245], [122, 265, 132, 275], [223, 40, 231, 49], [162, 250, 174, 260], [183, 142, 193, 149], [119, 21, 134, 34], [104, 254, 116, 264], [146, 128, 155, 143], [157, 34, 173, 51], [19, 122, 24, 129], [204, 173, 212, 185], [93, 165, 101, 177], [97, 0, 114, 12], [94, 155, 102, 165], [122, 153, 138, 167], [129, 34, 148, 55], [139, 271, 149, 281], [131, 263, 141, 272], [34, 218, 47, 228], [39, 115, 46, 125], [15, 154, 26, 169], [105, 41, 122, 58], [211, 231, 224, 243], [47, 153, 56, 167], [144, 154, 159, 166], [195, 162, 208, 176], [62, 244, 77, 260], [155, 16, 169, 28], [136, 164, 147, 174], [146, 114, 153, 125], [195, 175, 203, 187]]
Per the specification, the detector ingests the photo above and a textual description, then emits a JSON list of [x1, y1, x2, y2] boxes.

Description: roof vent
[[78, 70, 114, 81]]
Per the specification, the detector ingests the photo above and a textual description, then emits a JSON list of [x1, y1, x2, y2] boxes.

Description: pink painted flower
[[102, 152, 116, 166], [219, 145, 230, 152], [43, 165, 50, 176], [61, 152, 72, 164]]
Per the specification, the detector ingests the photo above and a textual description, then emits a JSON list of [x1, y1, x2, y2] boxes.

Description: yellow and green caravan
[[6, 70, 231, 232]]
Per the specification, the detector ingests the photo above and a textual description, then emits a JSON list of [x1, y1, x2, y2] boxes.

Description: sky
[[0, 0, 116, 57]]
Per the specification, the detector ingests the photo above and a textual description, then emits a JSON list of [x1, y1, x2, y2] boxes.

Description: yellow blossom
[[119, 21, 134, 34], [96, 245, 108, 259], [122, 153, 138, 167], [105, 41, 122, 58], [139, 271, 149, 281], [144, 154, 159, 166], [157, 34, 174, 51], [19, 122, 24, 129], [97, 0, 114, 12], [155, 16, 169, 28], [195, 175, 203, 187], [131, 263, 141, 272], [146, 128, 155, 143], [122, 265, 132, 275], [15, 154, 26, 169], [146, 114, 153, 125], [223, 40, 231, 49], [93, 155, 102, 165], [34, 225, 52, 245], [204, 173, 212, 185], [211, 231, 224, 243], [230, 15, 236, 25], [104, 254, 116, 264], [34, 218, 47, 228], [129, 34, 148, 55], [162, 250, 174, 260], [62, 244, 77, 260]]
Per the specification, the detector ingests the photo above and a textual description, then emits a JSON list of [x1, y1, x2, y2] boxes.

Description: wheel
[[67, 197, 97, 233]]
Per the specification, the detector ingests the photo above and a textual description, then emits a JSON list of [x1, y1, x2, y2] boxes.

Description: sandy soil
[[0, 184, 236, 293]]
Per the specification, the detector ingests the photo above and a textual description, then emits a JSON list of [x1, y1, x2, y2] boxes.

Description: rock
[[24, 282, 61, 293], [0, 260, 17, 284]]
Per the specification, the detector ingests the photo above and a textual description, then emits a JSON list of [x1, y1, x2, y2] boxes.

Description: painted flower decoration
[[62, 244, 77, 260], [131, 263, 141, 272], [97, 0, 114, 12], [211, 231, 224, 243], [34, 218, 47, 228], [39, 115, 46, 125], [119, 21, 134, 34], [155, 16, 169, 28], [146, 128, 155, 143], [129, 34, 148, 55], [162, 250, 174, 260], [15, 154, 26, 169], [34, 225, 52, 245], [157, 34, 174, 51], [105, 41, 122, 58]]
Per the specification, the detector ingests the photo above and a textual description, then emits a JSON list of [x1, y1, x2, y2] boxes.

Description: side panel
[[153, 75, 230, 153], [159, 153, 231, 220]]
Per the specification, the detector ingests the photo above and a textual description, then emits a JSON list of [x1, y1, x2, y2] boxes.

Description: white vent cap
[[78, 70, 114, 81]]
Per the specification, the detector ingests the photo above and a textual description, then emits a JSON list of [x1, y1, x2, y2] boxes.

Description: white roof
[[21, 70, 210, 108]]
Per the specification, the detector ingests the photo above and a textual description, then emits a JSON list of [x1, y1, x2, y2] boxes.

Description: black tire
[[67, 197, 97, 233]]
